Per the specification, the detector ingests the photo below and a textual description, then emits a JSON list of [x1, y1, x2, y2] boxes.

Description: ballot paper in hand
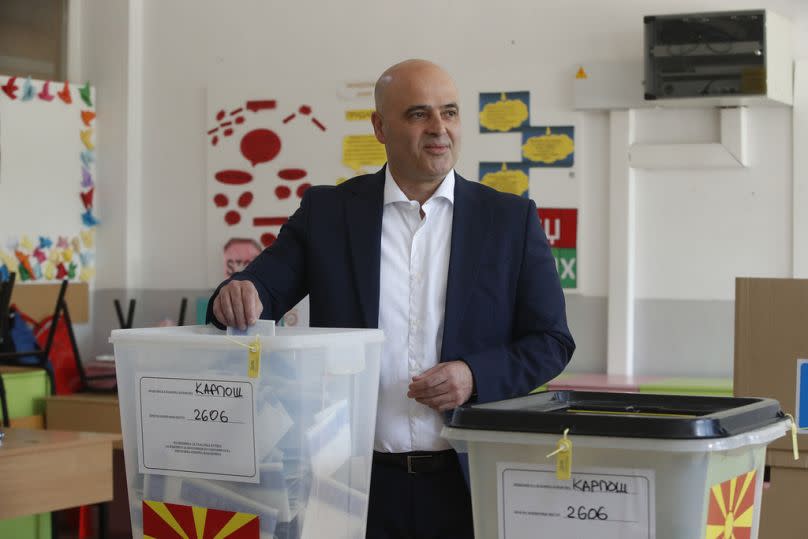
[[306, 399, 351, 478]]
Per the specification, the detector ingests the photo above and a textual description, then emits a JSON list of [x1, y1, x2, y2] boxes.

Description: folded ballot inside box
[[111, 325, 383, 539]]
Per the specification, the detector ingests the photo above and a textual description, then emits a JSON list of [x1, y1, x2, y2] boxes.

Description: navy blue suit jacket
[[208, 168, 574, 403]]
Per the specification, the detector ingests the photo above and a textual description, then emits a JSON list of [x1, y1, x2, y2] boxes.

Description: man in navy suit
[[209, 59, 574, 539]]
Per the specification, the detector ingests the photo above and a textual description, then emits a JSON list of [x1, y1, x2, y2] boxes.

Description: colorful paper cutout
[[62, 248, 74, 263], [521, 126, 575, 167], [81, 167, 94, 188], [240, 129, 282, 166], [43, 261, 55, 280], [479, 162, 530, 197], [80, 229, 95, 248], [67, 262, 77, 279], [15, 251, 34, 278], [80, 188, 95, 210], [237, 191, 254, 208], [38, 236, 53, 249], [0, 251, 18, 272], [19, 236, 34, 251], [79, 250, 94, 267], [80, 82, 92, 106], [143, 500, 259, 538], [58, 81, 72, 103], [2, 76, 19, 99], [38, 80, 55, 101], [246, 100, 276, 112], [56, 236, 69, 249], [21, 77, 35, 101], [56, 264, 67, 279], [80, 129, 95, 151], [81, 110, 96, 126], [277, 168, 307, 181], [33, 248, 47, 263], [81, 210, 99, 227], [79, 266, 95, 282], [214, 170, 253, 185], [576, 66, 588, 79], [0, 265, 9, 281], [80, 151, 94, 168], [479, 91, 530, 133]]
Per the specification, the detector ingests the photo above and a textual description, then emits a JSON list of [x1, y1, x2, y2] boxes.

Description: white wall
[[80, 0, 806, 374]]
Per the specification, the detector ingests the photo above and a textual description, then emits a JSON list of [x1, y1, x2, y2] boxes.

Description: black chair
[[114, 296, 188, 329], [0, 272, 17, 427], [0, 275, 67, 423]]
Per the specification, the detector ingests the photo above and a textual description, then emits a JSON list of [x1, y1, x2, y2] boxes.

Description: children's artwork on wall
[[206, 88, 338, 288], [0, 76, 98, 283]]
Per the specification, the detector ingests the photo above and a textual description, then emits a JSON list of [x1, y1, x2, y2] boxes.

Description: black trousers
[[366, 450, 474, 539]]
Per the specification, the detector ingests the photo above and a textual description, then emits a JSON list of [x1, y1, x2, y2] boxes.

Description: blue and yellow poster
[[521, 126, 575, 167], [479, 91, 530, 133], [478, 162, 530, 198]]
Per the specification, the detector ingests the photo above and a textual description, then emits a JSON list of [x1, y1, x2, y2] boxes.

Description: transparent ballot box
[[111, 325, 383, 539]]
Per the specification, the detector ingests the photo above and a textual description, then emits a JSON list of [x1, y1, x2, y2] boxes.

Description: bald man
[[209, 59, 574, 538]]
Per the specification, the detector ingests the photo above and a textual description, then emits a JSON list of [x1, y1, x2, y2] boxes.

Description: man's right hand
[[212, 280, 263, 330]]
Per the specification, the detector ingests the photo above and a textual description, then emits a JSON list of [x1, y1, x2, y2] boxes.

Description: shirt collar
[[383, 166, 456, 206]]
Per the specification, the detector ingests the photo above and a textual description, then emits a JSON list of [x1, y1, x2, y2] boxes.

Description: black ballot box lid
[[449, 391, 784, 439]]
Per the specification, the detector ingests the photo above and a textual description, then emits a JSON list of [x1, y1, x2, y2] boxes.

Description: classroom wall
[[78, 0, 805, 375]]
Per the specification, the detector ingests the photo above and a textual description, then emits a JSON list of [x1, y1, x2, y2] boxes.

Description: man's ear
[[371, 111, 386, 144]]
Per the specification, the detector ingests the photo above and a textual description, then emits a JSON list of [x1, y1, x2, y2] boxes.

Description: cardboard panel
[[9, 281, 88, 323], [759, 465, 808, 538], [734, 278, 808, 451]]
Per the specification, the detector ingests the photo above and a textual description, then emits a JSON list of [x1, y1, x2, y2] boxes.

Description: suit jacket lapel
[[344, 169, 385, 328], [441, 175, 492, 360]]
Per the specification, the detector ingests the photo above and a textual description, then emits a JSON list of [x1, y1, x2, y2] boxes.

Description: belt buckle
[[407, 454, 431, 474]]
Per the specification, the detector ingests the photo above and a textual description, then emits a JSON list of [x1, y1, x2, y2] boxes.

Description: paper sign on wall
[[497, 462, 654, 539], [136, 374, 259, 483]]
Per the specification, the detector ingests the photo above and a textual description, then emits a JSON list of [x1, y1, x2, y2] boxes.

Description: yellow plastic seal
[[225, 335, 262, 379], [546, 428, 573, 480], [785, 413, 800, 460]]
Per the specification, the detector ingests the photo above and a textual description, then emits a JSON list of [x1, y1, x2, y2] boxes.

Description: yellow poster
[[521, 126, 575, 167], [342, 134, 386, 171], [479, 91, 530, 133]]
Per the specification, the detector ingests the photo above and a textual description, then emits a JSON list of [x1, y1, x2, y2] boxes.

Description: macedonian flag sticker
[[143, 500, 259, 538], [704, 470, 757, 539]]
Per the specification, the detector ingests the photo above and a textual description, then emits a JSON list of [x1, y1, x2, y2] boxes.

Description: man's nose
[[426, 112, 447, 134]]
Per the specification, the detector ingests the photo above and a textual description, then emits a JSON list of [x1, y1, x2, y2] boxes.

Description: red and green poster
[[538, 208, 577, 289]]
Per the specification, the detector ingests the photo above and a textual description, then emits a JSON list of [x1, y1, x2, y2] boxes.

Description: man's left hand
[[407, 361, 475, 412]]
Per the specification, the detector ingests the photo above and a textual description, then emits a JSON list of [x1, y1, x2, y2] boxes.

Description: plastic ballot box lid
[[449, 390, 784, 439]]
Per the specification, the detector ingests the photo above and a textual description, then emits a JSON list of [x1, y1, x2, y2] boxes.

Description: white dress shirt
[[374, 167, 455, 453]]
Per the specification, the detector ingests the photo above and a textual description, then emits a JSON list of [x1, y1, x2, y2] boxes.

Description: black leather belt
[[373, 449, 456, 474]]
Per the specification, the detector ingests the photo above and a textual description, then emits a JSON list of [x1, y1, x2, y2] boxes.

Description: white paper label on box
[[497, 463, 655, 539], [136, 374, 258, 483]]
